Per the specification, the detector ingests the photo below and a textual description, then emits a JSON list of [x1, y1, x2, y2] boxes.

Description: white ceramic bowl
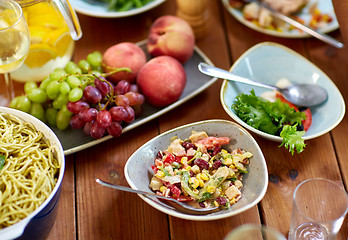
[[0, 107, 65, 240], [221, 42, 345, 142], [70, 0, 166, 18], [124, 119, 268, 221]]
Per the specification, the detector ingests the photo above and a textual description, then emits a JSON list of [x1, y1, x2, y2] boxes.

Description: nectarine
[[147, 15, 195, 64], [102, 42, 147, 83], [136, 56, 186, 107]]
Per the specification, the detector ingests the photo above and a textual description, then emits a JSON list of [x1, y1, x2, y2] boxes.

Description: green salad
[[98, 0, 155, 11], [232, 90, 307, 155]]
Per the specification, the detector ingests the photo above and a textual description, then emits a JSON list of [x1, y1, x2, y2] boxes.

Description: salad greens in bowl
[[221, 42, 345, 154], [124, 120, 268, 221]]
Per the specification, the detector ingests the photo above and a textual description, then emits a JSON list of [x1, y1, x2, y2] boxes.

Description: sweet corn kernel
[[196, 173, 202, 180], [200, 172, 209, 181], [198, 179, 205, 188], [207, 186, 216, 194], [213, 200, 219, 207], [155, 170, 164, 178], [189, 177, 199, 189], [314, 8, 321, 15], [230, 198, 237, 205], [181, 157, 188, 165], [159, 186, 167, 193], [185, 166, 191, 171]]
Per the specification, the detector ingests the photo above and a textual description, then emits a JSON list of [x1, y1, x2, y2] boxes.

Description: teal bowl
[[220, 42, 345, 142]]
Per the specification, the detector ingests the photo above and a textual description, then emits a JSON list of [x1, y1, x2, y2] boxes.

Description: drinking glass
[[0, 0, 30, 106], [224, 224, 287, 240], [288, 178, 348, 240]]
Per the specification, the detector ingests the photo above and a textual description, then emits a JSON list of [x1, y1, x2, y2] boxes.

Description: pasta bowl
[[0, 107, 65, 240], [124, 119, 268, 221]]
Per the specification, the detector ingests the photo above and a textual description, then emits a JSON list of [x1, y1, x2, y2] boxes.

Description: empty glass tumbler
[[288, 178, 348, 240]]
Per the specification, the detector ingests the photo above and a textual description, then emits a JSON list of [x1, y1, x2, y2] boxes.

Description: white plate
[[70, 0, 165, 18], [53, 40, 217, 155], [222, 0, 339, 38]]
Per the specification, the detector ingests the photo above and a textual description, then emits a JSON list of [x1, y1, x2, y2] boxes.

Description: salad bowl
[[220, 42, 345, 142], [124, 119, 268, 221]]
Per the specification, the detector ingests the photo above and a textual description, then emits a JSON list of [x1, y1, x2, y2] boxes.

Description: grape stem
[[93, 74, 115, 110]]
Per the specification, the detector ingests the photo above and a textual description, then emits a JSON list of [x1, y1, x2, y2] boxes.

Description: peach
[[136, 56, 186, 107], [147, 15, 195, 64], [102, 42, 147, 83]]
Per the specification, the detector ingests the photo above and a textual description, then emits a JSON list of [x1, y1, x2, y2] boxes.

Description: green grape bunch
[[10, 51, 146, 139]]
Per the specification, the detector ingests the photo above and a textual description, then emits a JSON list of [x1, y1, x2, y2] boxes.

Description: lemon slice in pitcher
[[25, 44, 57, 68], [48, 29, 72, 57]]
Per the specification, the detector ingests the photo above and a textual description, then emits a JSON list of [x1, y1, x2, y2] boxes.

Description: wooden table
[[35, 0, 348, 239]]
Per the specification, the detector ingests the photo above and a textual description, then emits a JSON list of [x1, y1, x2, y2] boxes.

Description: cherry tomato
[[275, 93, 299, 111], [301, 108, 312, 131]]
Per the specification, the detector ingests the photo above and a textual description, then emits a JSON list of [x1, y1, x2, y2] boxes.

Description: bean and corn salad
[[149, 131, 253, 210]]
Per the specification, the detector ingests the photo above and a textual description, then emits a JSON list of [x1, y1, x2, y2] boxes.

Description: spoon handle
[[198, 63, 278, 90], [95, 178, 178, 202]]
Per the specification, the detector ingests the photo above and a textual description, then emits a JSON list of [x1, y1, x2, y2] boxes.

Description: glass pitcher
[[11, 0, 82, 82]]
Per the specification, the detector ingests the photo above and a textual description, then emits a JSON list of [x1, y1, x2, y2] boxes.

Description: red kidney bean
[[194, 159, 209, 170], [216, 196, 227, 206], [212, 160, 222, 169]]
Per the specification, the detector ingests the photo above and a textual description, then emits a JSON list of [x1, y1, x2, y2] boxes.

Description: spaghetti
[[0, 112, 60, 229]]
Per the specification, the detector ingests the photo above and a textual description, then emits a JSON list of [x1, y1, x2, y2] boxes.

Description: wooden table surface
[[30, 0, 348, 239]]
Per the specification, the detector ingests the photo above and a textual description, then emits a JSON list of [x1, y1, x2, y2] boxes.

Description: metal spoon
[[198, 62, 328, 107], [95, 178, 219, 215]]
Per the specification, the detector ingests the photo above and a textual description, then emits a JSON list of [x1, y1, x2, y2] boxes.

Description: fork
[[95, 178, 219, 215]]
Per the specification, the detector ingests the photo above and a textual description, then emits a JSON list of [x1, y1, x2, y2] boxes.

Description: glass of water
[[288, 178, 348, 240], [224, 224, 286, 240]]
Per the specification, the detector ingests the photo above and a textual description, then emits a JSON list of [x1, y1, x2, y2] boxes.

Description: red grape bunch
[[68, 77, 145, 139]]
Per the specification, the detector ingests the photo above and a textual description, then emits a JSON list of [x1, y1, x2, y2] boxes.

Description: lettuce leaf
[[280, 125, 306, 155], [232, 90, 306, 154]]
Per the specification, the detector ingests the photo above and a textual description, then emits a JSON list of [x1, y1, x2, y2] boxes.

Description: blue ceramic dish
[[0, 107, 65, 240], [220, 42, 345, 142]]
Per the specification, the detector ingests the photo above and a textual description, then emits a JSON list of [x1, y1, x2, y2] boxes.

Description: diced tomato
[[301, 108, 312, 131], [151, 165, 158, 174], [174, 156, 182, 163], [162, 181, 182, 197], [275, 93, 299, 111], [276, 93, 312, 131], [162, 152, 175, 164]]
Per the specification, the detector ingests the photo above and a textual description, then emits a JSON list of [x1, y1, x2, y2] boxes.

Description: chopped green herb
[[0, 155, 5, 171]]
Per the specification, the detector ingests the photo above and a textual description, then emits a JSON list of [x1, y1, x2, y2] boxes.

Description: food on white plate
[[229, 0, 333, 32], [97, 0, 156, 11], [0, 112, 60, 228], [149, 131, 252, 210], [233, 78, 312, 155], [263, 0, 309, 16], [147, 15, 195, 64]]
